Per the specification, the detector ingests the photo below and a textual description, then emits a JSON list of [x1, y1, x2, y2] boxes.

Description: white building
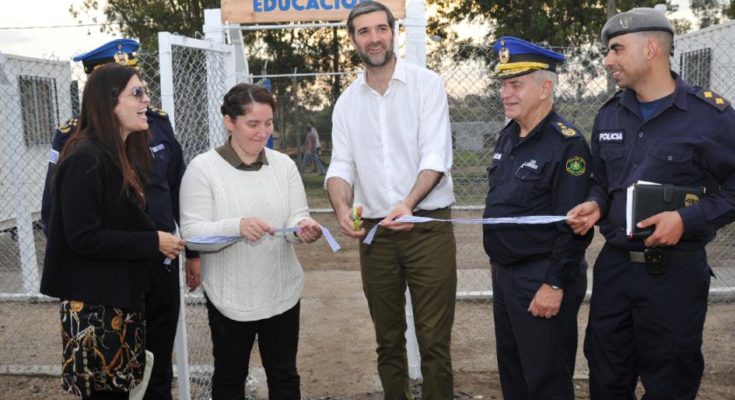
[[0, 53, 74, 230], [674, 20, 735, 102]]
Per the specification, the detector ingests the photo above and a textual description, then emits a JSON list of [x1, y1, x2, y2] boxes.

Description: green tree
[[691, 0, 727, 28], [70, 0, 220, 52], [69, 0, 355, 147], [726, 0, 735, 18], [427, 0, 669, 53], [426, 0, 672, 97]]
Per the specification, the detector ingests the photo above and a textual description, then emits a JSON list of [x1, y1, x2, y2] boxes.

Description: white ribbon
[[187, 225, 341, 253], [363, 215, 568, 245]]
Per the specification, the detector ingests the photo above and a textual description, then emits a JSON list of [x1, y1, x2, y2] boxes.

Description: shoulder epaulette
[[147, 105, 169, 118], [57, 117, 78, 135], [551, 121, 579, 139], [694, 88, 730, 112]]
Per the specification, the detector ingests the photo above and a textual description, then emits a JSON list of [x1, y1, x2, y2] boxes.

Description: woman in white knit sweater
[[179, 83, 322, 400]]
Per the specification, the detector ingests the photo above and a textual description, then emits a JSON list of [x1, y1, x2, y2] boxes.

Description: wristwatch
[[549, 284, 561, 290]]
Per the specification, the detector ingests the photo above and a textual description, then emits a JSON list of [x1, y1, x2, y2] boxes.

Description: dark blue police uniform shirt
[[483, 110, 592, 287], [588, 73, 735, 251], [42, 107, 186, 237]]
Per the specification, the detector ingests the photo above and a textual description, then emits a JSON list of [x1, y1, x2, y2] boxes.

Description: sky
[[0, 0, 697, 61], [0, 0, 116, 60]]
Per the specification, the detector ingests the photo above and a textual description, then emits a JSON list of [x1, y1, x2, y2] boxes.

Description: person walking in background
[[326, 2, 457, 398], [40, 63, 186, 400], [179, 83, 323, 400], [301, 124, 326, 174], [39, 39, 199, 400], [483, 36, 592, 400], [567, 8, 735, 399]]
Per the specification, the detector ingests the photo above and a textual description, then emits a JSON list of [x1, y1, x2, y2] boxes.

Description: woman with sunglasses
[[40, 63, 185, 400], [180, 83, 322, 400]]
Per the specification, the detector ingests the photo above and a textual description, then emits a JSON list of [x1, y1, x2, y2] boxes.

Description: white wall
[[0, 54, 72, 228]]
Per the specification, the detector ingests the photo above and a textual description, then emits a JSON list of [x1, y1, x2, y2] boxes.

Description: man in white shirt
[[325, 2, 457, 399]]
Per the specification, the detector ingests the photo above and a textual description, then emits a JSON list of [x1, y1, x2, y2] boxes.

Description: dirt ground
[[1, 211, 735, 399]]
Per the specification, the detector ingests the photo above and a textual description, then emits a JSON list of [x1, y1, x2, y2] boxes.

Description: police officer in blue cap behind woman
[[483, 36, 592, 399], [40, 38, 199, 400], [567, 8, 735, 399]]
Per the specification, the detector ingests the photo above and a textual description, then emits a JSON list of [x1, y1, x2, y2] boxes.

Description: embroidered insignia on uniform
[[695, 88, 731, 111], [620, 15, 632, 29], [58, 118, 77, 135], [113, 44, 129, 65], [565, 156, 586, 176], [148, 105, 168, 116], [557, 122, 577, 137], [685, 193, 700, 207]]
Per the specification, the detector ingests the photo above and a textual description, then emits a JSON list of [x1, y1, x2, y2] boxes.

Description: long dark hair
[[60, 64, 150, 206]]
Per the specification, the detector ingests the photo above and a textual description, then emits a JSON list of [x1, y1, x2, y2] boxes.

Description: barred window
[[19, 75, 58, 146], [680, 48, 712, 88]]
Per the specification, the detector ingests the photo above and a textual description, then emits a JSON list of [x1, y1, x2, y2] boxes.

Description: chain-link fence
[[1, 24, 734, 398]]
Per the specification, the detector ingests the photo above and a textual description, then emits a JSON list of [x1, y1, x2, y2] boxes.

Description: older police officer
[[40, 39, 199, 400], [567, 8, 735, 399], [483, 36, 592, 399]]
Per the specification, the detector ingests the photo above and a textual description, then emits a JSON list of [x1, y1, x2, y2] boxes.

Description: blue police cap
[[72, 38, 140, 74], [492, 36, 566, 79]]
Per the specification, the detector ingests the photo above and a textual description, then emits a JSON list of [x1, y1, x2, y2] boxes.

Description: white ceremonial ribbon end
[[320, 225, 341, 253]]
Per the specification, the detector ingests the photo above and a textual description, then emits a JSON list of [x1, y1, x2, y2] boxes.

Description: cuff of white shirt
[[324, 163, 354, 190], [418, 152, 450, 174]]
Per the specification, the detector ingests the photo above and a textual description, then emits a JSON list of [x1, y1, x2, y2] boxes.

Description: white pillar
[[404, 0, 427, 67], [157, 32, 176, 131], [206, 8, 251, 84], [403, 0, 428, 381], [173, 256, 191, 400], [158, 31, 189, 400], [203, 9, 225, 43]]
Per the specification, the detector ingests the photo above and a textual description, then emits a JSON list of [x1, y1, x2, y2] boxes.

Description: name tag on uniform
[[521, 159, 539, 170], [493, 153, 503, 160], [150, 144, 165, 153], [598, 131, 624, 143]]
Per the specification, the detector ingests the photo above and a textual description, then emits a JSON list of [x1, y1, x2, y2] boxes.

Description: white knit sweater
[[180, 148, 309, 321]]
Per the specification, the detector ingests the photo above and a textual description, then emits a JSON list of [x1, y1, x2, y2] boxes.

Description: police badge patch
[[565, 156, 586, 176]]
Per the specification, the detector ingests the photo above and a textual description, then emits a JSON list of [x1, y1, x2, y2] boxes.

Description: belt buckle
[[644, 248, 666, 276]]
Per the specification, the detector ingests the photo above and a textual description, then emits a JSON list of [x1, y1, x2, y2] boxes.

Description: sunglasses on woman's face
[[130, 86, 149, 102]]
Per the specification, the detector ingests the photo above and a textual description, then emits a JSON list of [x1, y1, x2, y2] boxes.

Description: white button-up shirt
[[326, 58, 454, 218]]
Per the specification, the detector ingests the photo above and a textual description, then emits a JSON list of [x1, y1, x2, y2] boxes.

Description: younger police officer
[[483, 36, 592, 399], [40, 39, 199, 400], [567, 8, 735, 399]]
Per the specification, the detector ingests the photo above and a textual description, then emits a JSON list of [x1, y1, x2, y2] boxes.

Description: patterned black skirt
[[59, 300, 146, 398]]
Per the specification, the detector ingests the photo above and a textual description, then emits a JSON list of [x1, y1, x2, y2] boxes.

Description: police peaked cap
[[72, 38, 140, 74], [601, 7, 674, 45], [491, 36, 565, 79]]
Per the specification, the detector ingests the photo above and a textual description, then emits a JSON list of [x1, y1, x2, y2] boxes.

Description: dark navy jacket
[[587, 74, 735, 251], [483, 110, 593, 287]]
